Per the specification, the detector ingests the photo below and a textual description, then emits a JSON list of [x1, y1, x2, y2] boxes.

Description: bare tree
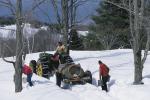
[[102, 0, 150, 84], [50, 0, 91, 54], [51, 0, 62, 25], [61, 0, 69, 54], [14, 0, 23, 92], [69, 0, 91, 26], [61, 0, 90, 54], [0, 0, 54, 92], [0, 0, 24, 92], [22, 0, 48, 54], [97, 33, 118, 50]]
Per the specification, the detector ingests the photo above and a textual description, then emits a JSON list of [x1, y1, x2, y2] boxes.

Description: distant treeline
[[0, 16, 15, 25], [0, 16, 50, 27]]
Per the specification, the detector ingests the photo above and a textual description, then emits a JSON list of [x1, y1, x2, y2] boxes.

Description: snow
[[40, 26, 48, 30], [0, 49, 150, 100], [0, 24, 39, 38], [78, 31, 89, 36]]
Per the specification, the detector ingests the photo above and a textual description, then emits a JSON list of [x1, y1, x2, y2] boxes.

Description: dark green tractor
[[33, 52, 92, 87], [36, 53, 59, 79], [35, 52, 74, 79]]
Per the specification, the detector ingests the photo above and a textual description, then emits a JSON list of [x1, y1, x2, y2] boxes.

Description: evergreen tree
[[70, 29, 84, 50], [90, 0, 130, 50], [0, 16, 15, 25]]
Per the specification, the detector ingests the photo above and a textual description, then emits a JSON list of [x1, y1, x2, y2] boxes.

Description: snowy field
[[0, 49, 150, 100], [0, 24, 39, 38]]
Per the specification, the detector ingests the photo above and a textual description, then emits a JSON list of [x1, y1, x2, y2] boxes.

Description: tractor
[[36, 53, 59, 79], [30, 52, 92, 86], [56, 63, 92, 87], [35, 52, 73, 79]]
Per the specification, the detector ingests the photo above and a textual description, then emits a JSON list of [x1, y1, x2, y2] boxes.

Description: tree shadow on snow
[[74, 52, 131, 62], [110, 61, 131, 69], [92, 77, 98, 87], [33, 80, 52, 85], [108, 79, 116, 88], [143, 75, 150, 79]]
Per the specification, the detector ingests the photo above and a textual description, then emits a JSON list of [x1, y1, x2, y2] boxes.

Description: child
[[22, 64, 33, 86]]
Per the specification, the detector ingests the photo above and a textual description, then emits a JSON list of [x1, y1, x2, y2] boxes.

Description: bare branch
[[34, 0, 52, 23], [51, 0, 61, 25], [6, 0, 16, 15], [142, 28, 150, 66], [28, 0, 47, 13], [2, 57, 15, 66], [0, 0, 16, 15], [129, 0, 134, 39], [102, 0, 130, 12], [75, 14, 91, 24], [16, 42, 27, 62], [23, 0, 47, 21], [1, 42, 15, 67], [32, 0, 47, 11], [73, 0, 91, 7]]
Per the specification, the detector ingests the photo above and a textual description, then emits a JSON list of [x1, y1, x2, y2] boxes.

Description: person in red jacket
[[22, 64, 33, 86], [99, 60, 110, 92]]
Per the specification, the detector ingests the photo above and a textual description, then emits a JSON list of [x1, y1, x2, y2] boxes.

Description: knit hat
[[98, 60, 102, 64]]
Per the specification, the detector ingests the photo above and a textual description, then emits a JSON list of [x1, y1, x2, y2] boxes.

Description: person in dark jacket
[[29, 60, 37, 74], [51, 53, 60, 69], [99, 60, 110, 92], [22, 64, 33, 86]]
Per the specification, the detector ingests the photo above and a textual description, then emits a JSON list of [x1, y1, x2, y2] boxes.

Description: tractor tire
[[84, 70, 92, 84], [36, 61, 49, 79], [36, 63, 43, 77]]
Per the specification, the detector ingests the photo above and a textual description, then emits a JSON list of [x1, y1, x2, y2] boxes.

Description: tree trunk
[[14, 65, 22, 92], [132, 0, 143, 85], [133, 50, 143, 84], [61, 0, 69, 54], [15, 0, 23, 92], [70, 0, 74, 27], [73, 6, 77, 25], [31, 34, 35, 53]]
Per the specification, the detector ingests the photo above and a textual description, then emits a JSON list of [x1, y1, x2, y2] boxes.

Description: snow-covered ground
[[0, 24, 39, 38], [0, 49, 150, 100]]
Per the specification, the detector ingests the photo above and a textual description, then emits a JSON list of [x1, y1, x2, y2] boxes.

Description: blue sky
[[0, 0, 99, 24]]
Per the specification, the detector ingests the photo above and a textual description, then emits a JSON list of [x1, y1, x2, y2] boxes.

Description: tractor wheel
[[84, 70, 92, 84], [36, 62, 50, 79], [36, 63, 43, 77]]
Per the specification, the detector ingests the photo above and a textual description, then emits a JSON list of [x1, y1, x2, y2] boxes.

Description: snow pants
[[101, 76, 108, 92], [27, 73, 33, 86], [56, 72, 62, 87]]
